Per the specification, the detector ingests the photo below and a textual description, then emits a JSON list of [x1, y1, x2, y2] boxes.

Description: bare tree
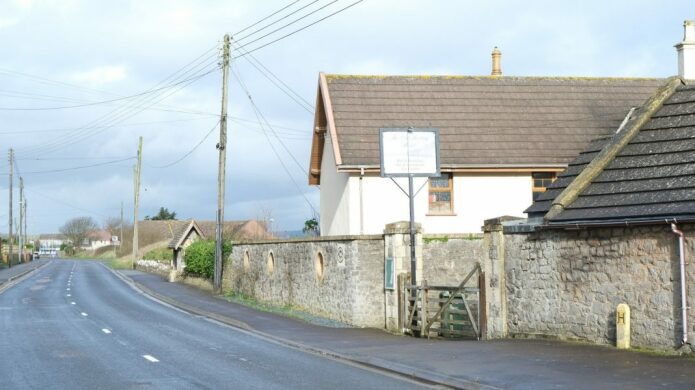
[[103, 217, 121, 238], [60, 216, 98, 248]]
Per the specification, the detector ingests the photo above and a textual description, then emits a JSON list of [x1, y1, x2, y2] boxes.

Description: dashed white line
[[66, 294, 71, 297], [101, 329, 111, 334], [66, 288, 70, 291], [80, 312, 88, 317], [142, 355, 159, 363], [71, 302, 76, 305]]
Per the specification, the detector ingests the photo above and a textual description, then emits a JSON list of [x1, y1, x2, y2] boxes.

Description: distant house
[[308, 67, 664, 235], [137, 219, 273, 247], [38, 234, 65, 255], [85, 230, 112, 250]]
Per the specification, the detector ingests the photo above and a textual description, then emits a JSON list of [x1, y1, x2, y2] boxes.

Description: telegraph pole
[[18, 177, 23, 263], [214, 34, 230, 294], [23, 197, 27, 261], [120, 201, 124, 255], [8, 149, 13, 268], [132, 137, 143, 268]]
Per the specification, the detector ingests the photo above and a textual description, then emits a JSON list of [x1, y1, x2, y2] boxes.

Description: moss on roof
[[324, 74, 664, 82]]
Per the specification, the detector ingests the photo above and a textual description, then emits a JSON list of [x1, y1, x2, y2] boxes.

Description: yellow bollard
[[616, 303, 630, 349]]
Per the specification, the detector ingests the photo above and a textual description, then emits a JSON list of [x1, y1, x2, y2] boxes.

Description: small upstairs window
[[532, 172, 557, 201], [428, 173, 453, 214]]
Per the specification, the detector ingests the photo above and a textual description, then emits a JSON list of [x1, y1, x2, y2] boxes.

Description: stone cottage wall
[[504, 224, 695, 349], [223, 235, 385, 328], [422, 234, 484, 285]]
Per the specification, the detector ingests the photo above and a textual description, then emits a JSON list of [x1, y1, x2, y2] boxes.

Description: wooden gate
[[402, 263, 486, 339]]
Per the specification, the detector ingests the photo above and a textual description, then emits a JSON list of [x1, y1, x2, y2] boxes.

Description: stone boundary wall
[[135, 259, 171, 278], [422, 234, 484, 285], [504, 224, 695, 349], [224, 235, 385, 328]]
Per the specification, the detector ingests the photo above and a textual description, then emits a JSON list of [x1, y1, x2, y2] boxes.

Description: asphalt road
[[0, 260, 432, 390]]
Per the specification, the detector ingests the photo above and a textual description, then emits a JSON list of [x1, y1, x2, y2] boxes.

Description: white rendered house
[[308, 69, 665, 236]]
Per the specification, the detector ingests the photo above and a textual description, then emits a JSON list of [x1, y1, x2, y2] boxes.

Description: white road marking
[[67, 294, 71, 297], [66, 288, 70, 291], [80, 312, 88, 316], [142, 355, 159, 363], [101, 329, 111, 334], [239, 358, 248, 362], [71, 302, 76, 305]]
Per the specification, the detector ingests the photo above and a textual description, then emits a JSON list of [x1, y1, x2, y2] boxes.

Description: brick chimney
[[676, 20, 695, 79], [491, 46, 502, 76]]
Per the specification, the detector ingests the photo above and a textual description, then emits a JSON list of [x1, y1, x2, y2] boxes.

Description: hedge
[[184, 240, 231, 279]]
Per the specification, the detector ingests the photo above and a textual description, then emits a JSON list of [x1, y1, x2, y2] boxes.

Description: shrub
[[184, 240, 231, 279]]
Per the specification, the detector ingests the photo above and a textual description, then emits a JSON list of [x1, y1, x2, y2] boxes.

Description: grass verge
[[108, 258, 134, 270]]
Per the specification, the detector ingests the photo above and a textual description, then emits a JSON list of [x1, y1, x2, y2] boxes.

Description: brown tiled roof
[[143, 219, 273, 246], [309, 74, 665, 184], [168, 220, 205, 249]]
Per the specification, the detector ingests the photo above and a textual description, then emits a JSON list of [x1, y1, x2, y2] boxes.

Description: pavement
[[119, 268, 695, 390], [0, 259, 49, 286]]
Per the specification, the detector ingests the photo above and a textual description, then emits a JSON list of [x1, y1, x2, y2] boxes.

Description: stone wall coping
[[384, 221, 423, 234], [423, 233, 484, 239], [232, 234, 383, 245]]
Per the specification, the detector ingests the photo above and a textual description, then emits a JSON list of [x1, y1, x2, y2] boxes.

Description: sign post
[[380, 128, 440, 291]]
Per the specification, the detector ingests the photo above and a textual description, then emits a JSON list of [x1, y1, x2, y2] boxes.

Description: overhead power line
[[20, 157, 135, 174], [232, 68, 317, 215], [17, 57, 219, 157], [150, 120, 221, 168], [14, 43, 221, 157], [233, 42, 313, 114], [232, 1, 302, 36], [233, 0, 366, 59], [234, 0, 322, 43], [25, 188, 111, 219], [0, 71, 217, 111]]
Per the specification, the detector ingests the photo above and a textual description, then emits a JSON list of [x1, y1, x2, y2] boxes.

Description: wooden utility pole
[[18, 177, 23, 263], [132, 136, 143, 268], [8, 149, 13, 268], [23, 196, 27, 260], [214, 34, 231, 294], [120, 201, 124, 255]]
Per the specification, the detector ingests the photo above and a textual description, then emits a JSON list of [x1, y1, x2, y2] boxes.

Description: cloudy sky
[[0, 0, 692, 235]]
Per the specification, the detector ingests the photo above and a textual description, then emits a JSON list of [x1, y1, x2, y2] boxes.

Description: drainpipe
[[359, 167, 365, 235], [671, 222, 688, 346]]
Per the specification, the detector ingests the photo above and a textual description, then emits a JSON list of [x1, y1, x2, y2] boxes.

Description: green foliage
[[302, 217, 319, 236], [145, 207, 177, 221], [424, 235, 449, 244], [60, 242, 75, 255], [184, 240, 231, 279], [143, 246, 172, 261]]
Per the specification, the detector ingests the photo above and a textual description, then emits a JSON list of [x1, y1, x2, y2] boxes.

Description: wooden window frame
[[531, 172, 557, 200], [427, 173, 455, 216]]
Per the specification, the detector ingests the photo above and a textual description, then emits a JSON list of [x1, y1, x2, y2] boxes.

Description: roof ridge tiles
[[324, 74, 664, 82]]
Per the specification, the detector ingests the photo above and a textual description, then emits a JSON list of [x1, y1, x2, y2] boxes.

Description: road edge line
[[0, 260, 52, 294], [105, 266, 497, 390]]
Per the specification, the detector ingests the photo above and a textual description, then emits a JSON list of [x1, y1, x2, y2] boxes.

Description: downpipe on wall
[[670, 222, 688, 346]]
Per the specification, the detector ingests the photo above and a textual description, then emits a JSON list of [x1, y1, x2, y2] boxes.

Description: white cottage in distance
[[308, 50, 665, 235]]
